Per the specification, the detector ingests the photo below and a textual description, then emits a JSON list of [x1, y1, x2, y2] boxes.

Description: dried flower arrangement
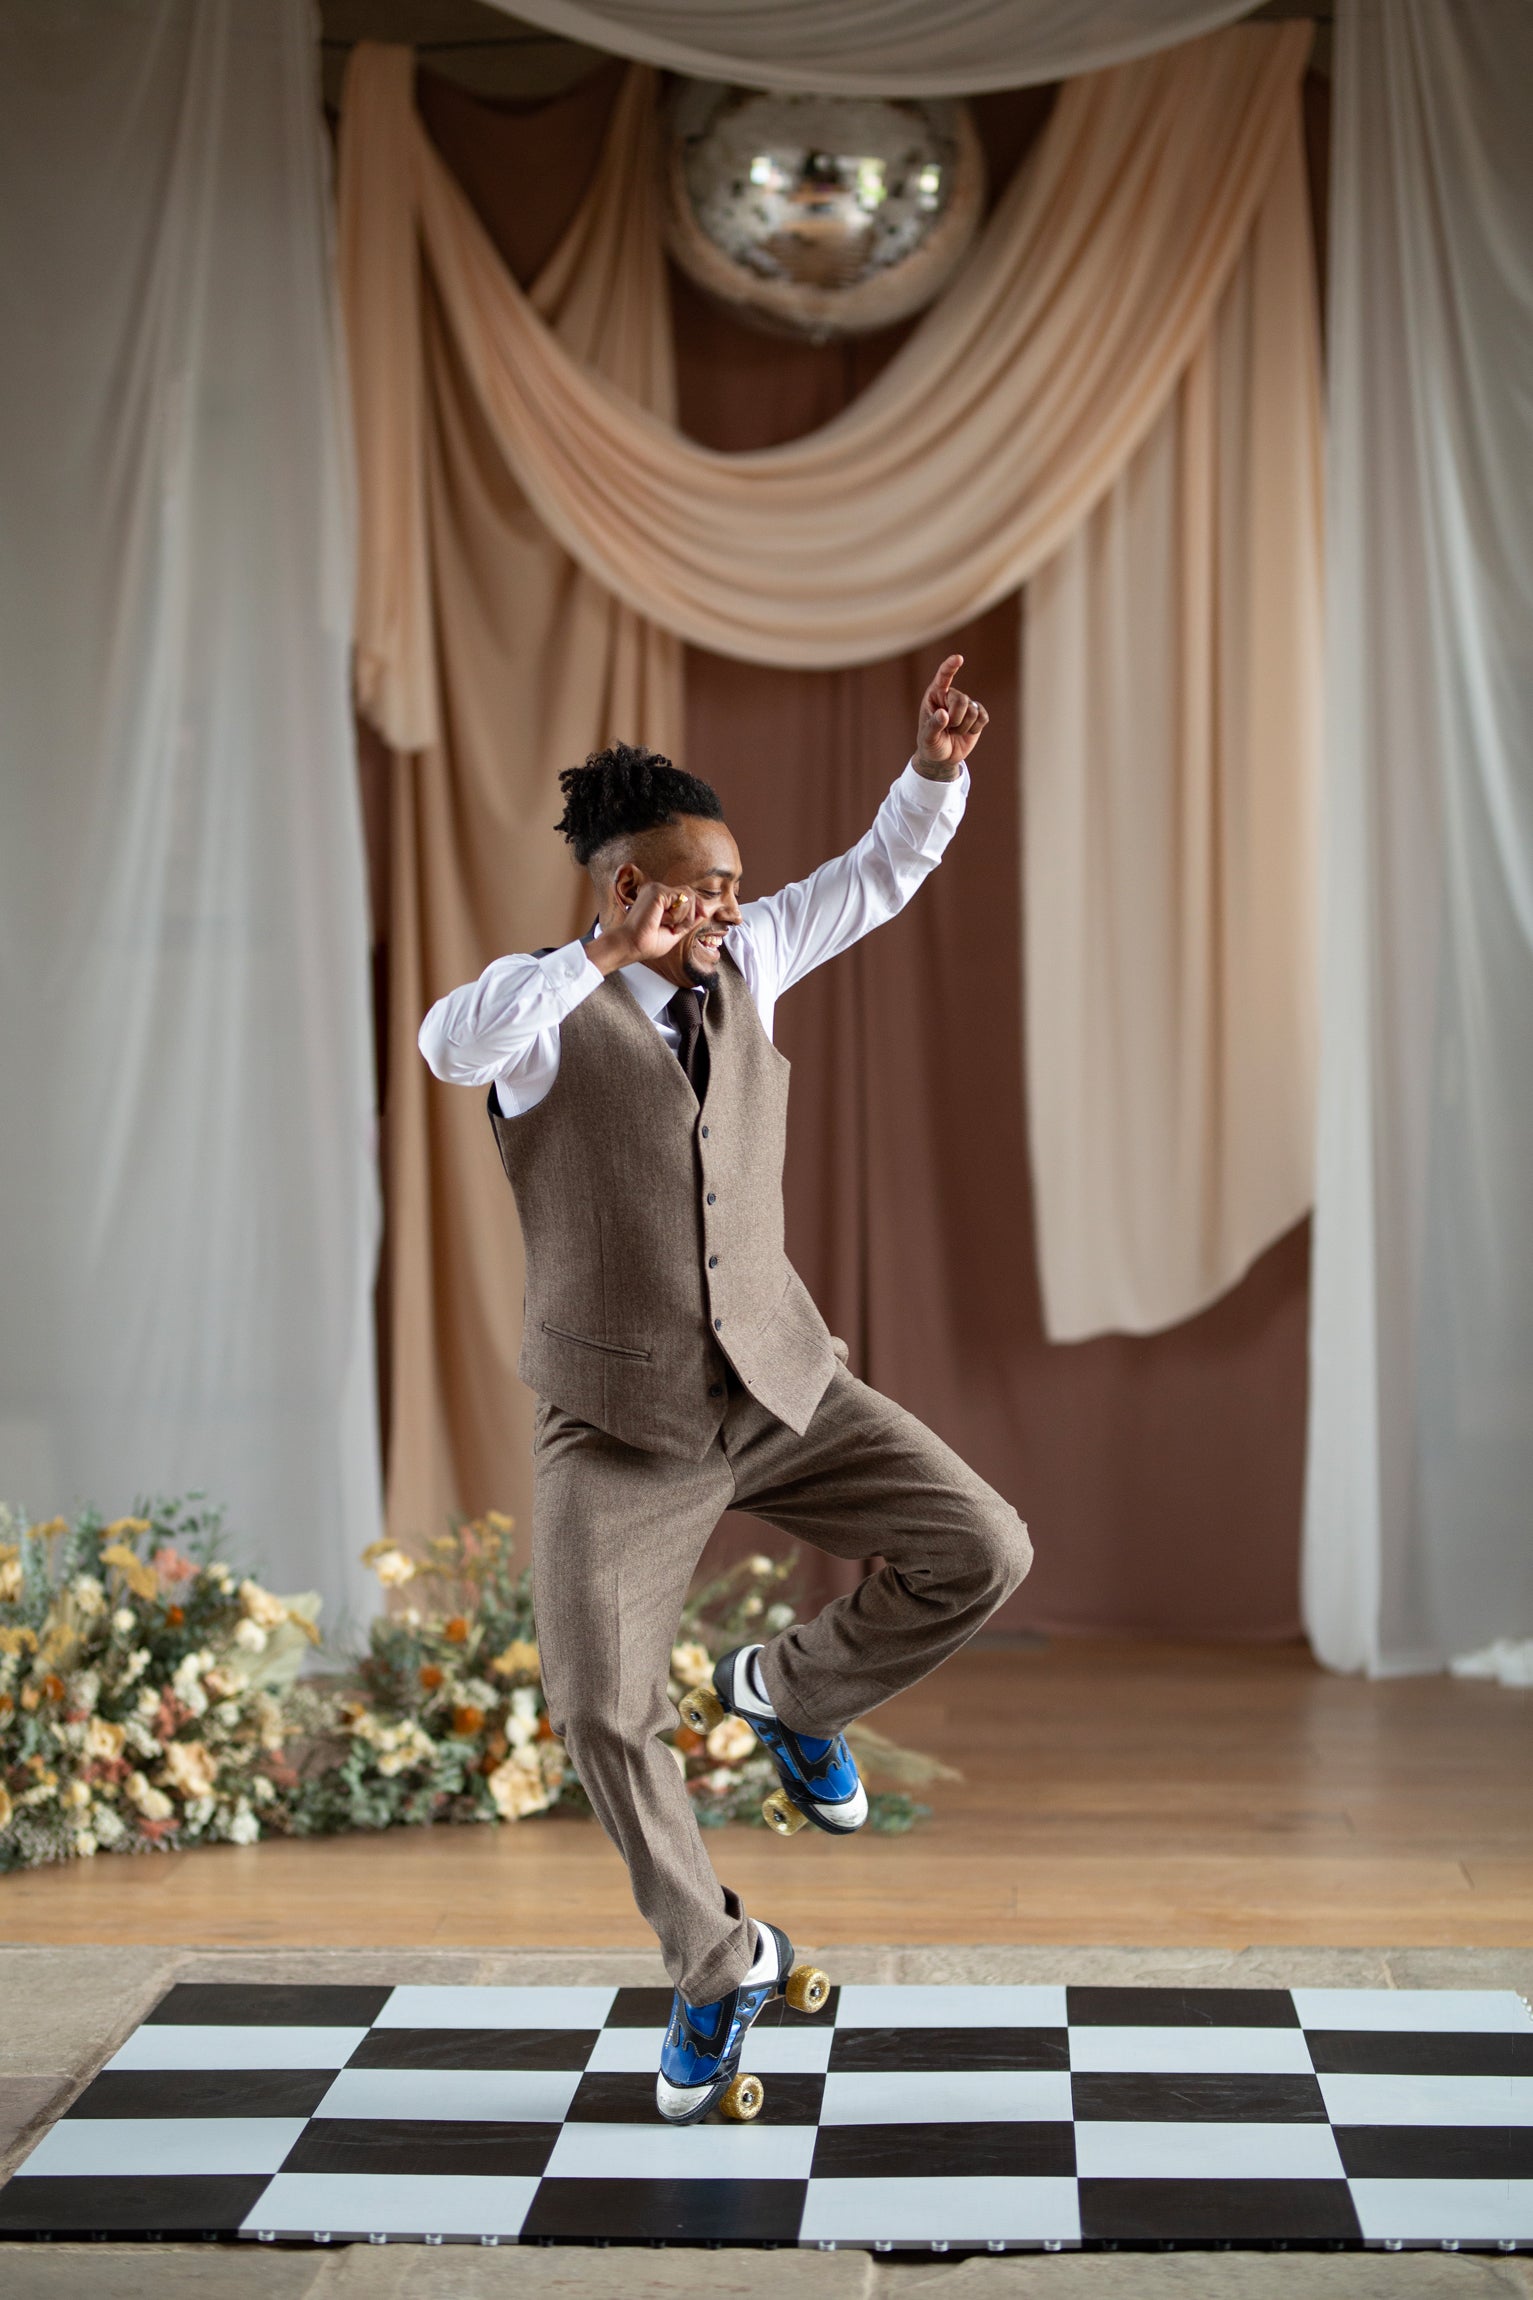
[[0, 1500, 954, 1873]]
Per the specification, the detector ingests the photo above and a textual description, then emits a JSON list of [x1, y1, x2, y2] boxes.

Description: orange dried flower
[[451, 1705, 485, 1737], [41, 1673, 65, 1702], [444, 1617, 469, 1644], [673, 1726, 704, 1756], [165, 1604, 185, 1627], [419, 1665, 444, 1690]]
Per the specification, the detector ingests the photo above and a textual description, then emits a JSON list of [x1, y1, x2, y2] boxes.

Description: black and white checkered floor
[[1, 1981, 1529, 2252]]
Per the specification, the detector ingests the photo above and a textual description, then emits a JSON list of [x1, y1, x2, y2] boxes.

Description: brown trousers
[[532, 1363, 1032, 2001]]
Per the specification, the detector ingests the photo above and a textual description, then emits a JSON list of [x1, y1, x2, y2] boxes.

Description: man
[[419, 655, 1031, 2123]]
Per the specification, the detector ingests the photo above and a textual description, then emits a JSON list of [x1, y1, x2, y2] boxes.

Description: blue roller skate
[[657, 1918, 829, 2124], [678, 1643, 868, 1837]]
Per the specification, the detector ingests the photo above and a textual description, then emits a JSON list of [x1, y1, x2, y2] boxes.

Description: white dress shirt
[[419, 758, 970, 1117]]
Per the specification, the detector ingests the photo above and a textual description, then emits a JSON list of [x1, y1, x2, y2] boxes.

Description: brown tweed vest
[[487, 949, 837, 1459]]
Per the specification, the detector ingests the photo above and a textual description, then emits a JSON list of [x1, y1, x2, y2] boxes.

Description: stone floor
[[2, 1943, 1531, 2299]]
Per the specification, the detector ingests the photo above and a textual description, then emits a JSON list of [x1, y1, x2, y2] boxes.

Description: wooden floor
[[3, 1642, 1529, 1948]]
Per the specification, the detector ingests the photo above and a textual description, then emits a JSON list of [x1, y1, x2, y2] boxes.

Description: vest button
[[701, 1125, 710, 1138], [708, 1254, 718, 1268], [708, 1382, 724, 1398], [706, 1191, 716, 1205], [713, 1317, 723, 1331]]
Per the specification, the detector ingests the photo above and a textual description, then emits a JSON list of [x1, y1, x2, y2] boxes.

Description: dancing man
[[420, 656, 1031, 2122]]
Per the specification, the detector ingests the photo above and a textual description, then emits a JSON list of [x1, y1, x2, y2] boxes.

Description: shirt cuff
[[538, 938, 604, 1012], [898, 756, 970, 812]]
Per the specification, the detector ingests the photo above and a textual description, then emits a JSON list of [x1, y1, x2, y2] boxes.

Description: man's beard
[[680, 943, 719, 989]]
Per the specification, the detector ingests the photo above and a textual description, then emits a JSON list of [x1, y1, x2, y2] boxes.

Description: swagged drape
[[1303, 0, 1533, 1673], [339, 27, 1320, 1537], [0, 0, 382, 1635], [483, 0, 1260, 96]]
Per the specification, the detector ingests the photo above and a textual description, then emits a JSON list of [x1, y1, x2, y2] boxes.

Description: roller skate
[[656, 1919, 830, 2124], [678, 1643, 868, 1838]]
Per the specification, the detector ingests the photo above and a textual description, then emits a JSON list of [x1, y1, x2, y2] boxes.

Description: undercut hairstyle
[[554, 742, 725, 868]]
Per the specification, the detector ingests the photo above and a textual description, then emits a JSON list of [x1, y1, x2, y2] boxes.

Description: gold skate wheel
[[719, 2070, 764, 2122], [762, 1787, 807, 1836], [678, 1685, 725, 1735], [785, 1964, 830, 2016]]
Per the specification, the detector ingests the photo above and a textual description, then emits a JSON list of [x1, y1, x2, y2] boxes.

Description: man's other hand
[[916, 655, 988, 779]]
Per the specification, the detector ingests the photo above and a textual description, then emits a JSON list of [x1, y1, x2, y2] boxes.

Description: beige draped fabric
[[339, 54, 682, 1541], [338, 26, 1320, 1533], [1024, 113, 1322, 1336], [348, 27, 1310, 705]]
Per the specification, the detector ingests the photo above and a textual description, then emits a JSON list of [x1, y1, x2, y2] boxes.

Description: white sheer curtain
[[1303, 0, 1533, 1673], [0, 0, 382, 1638], [488, 0, 1258, 94]]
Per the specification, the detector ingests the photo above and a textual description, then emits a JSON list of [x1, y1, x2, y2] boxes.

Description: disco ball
[[663, 83, 986, 343]]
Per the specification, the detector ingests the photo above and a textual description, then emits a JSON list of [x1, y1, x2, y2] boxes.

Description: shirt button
[[706, 1192, 716, 1205], [708, 1254, 718, 1268], [713, 1317, 723, 1331], [701, 1125, 710, 1138], [708, 1382, 724, 1398]]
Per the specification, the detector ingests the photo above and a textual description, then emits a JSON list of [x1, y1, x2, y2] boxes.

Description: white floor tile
[[1293, 1989, 1533, 2034], [243, 2172, 539, 2238], [541, 2119, 815, 2181], [374, 1986, 614, 2030], [313, 2068, 582, 2123], [800, 2176, 1080, 2244], [1070, 2027, 1315, 2076], [1320, 2072, 1533, 2127], [106, 2026, 366, 2073], [1074, 2120, 1344, 2181], [1349, 2179, 1533, 2244], [835, 1985, 1067, 2029], [819, 2070, 1073, 2126], [583, 2025, 832, 2076], [23, 2117, 306, 2179]]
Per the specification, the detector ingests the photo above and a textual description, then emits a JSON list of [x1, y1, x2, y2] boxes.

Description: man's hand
[[589, 879, 697, 975], [916, 655, 988, 780]]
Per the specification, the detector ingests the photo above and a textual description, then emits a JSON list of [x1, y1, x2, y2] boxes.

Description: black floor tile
[[346, 2026, 597, 2072], [0, 2175, 270, 2236], [1071, 2074, 1328, 2124], [521, 2176, 806, 2244], [1307, 2030, 1533, 2076], [144, 1983, 392, 2028], [1079, 2176, 1361, 2242], [812, 2120, 1076, 2180], [565, 2071, 824, 2124], [279, 2117, 556, 2179], [605, 1988, 675, 2028], [830, 2027, 1069, 2073], [65, 2068, 335, 2121], [1335, 2125, 1533, 2179], [1067, 1989, 1299, 2029]]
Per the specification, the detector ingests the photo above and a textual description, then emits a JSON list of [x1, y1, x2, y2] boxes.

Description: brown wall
[[375, 62, 1320, 1641]]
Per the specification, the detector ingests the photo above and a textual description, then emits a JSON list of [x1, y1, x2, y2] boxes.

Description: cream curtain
[[486, 0, 1258, 96], [340, 26, 1320, 1532], [1024, 112, 1321, 1337], [0, 0, 382, 1635], [339, 54, 682, 1543], [350, 28, 1310, 699], [1303, 0, 1533, 1673]]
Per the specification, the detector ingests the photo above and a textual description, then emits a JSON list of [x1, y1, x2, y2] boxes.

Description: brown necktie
[[667, 986, 710, 1101]]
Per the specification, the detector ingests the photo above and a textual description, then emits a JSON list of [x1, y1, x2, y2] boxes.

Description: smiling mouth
[[692, 928, 725, 958]]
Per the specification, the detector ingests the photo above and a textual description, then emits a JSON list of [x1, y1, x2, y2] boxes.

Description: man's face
[[610, 814, 744, 988]]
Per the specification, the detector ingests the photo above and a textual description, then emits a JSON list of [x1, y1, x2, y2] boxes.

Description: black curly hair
[[554, 742, 725, 868]]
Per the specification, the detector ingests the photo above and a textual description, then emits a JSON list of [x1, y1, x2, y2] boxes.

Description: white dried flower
[[705, 1715, 757, 1766], [70, 1574, 107, 1616], [233, 1619, 267, 1654], [239, 1580, 288, 1629], [227, 1805, 260, 1845], [111, 1608, 136, 1636], [126, 1772, 174, 1821]]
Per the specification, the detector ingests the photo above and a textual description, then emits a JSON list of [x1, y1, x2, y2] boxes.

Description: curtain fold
[[1303, 0, 1533, 1673], [1024, 112, 1322, 1338], [339, 54, 683, 1544], [482, 0, 1259, 97], [348, 27, 1311, 708], [0, 0, 381, 1634]]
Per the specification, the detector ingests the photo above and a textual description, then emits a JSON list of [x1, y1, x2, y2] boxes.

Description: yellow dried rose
[[84, 1717, 127, 1762], [0, 1549, 23, 1603], [161, 1740, 218, 1800], [239, 1580, 288, 1629], [125, 1771, 174, 1821], [486, 1752, 549, 1821], [669, 1641, 715, 1689], [704, 1715, 757, 1766], [489, 1639, 540, 1681], [0, 1784, 12, 1832], [100, 1544, 159, 1601]]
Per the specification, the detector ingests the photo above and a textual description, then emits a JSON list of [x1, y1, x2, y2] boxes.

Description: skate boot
[[678, 1644, 868, 1838], [656, 1919, 830, 2124]]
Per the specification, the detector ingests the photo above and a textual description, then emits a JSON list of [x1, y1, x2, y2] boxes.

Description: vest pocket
[[540, 1319, 652, 1362]]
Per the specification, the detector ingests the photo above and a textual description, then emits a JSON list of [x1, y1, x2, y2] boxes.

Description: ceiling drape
[[1303, 0, 1533, 1673], [482, 0, 1259, 95], [340, 26, 1320, 1538]]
